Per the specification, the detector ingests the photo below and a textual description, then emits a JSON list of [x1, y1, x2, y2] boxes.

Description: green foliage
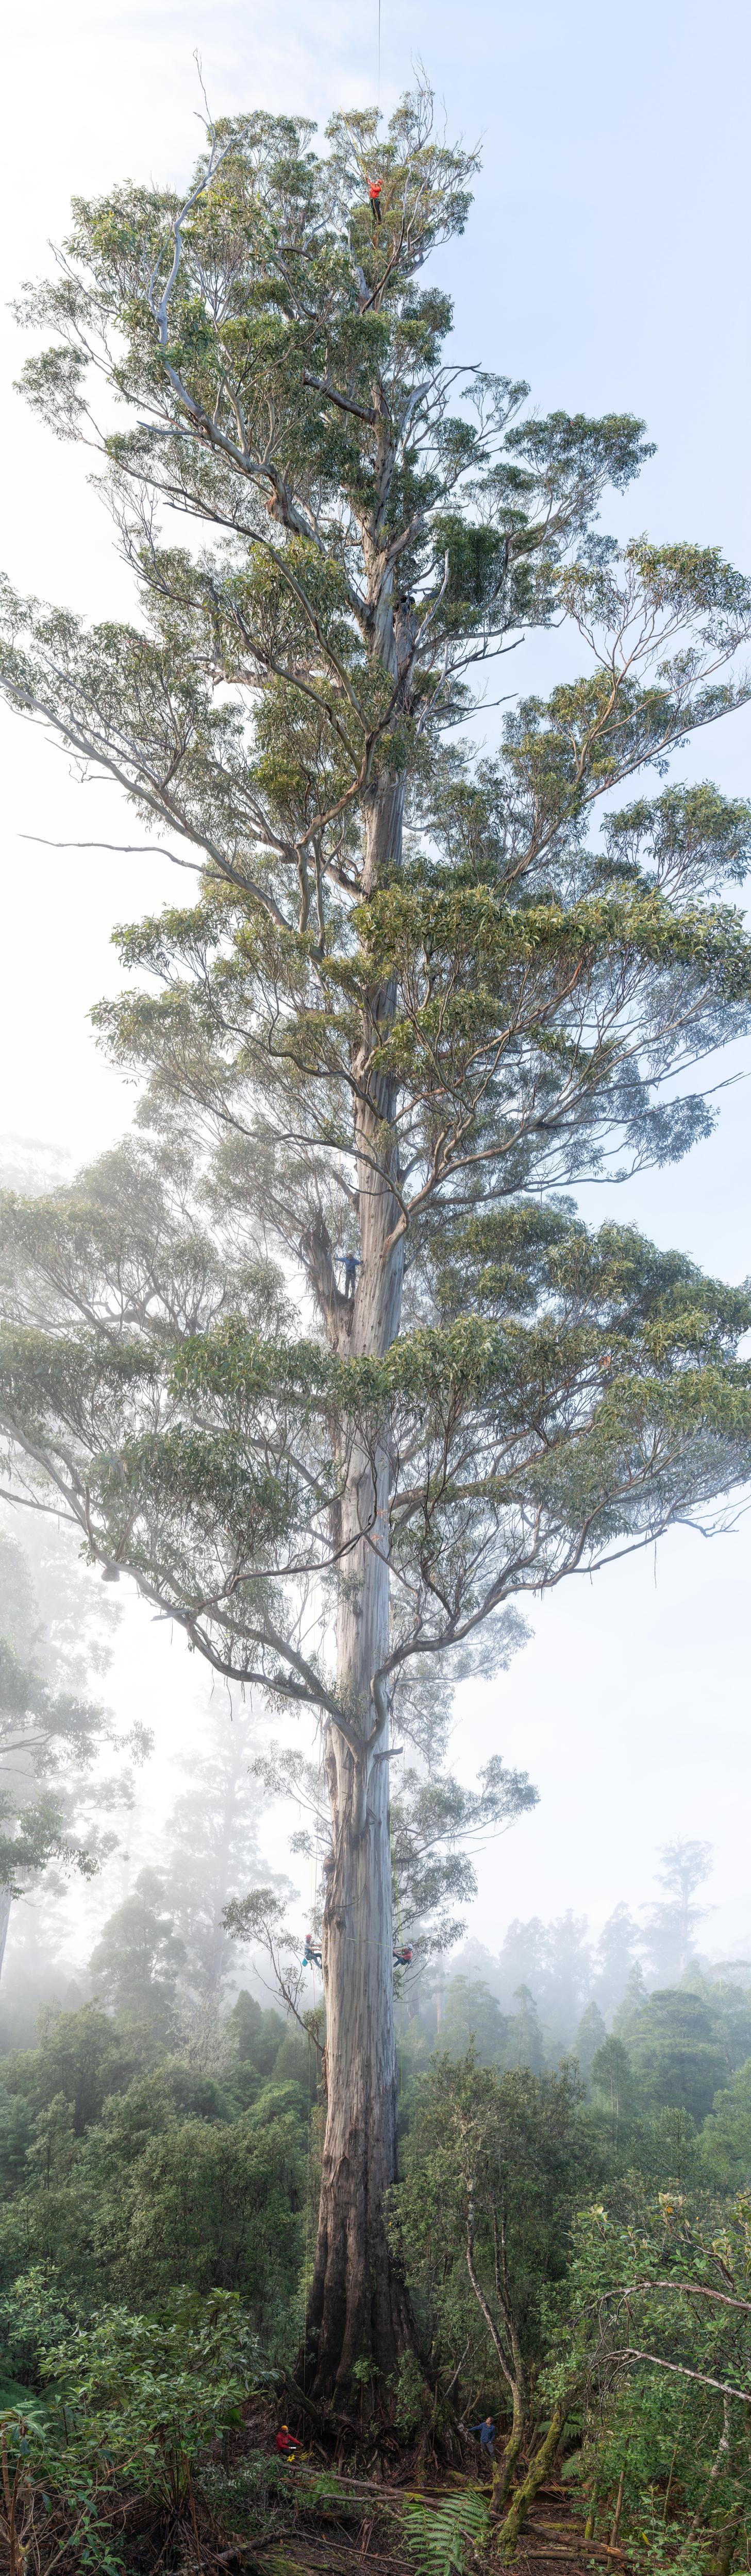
[[201, 2446, 295, 2542], [403, 2490, 491, 2576], [574, 2002, 607, 2081], [393, 2050, 601, 2417], [230, 1988, 288, 2076], [0, 2272, 264, 2569], [0, 1532, 141, 1916], [1, 1954, 751, 2560], [439, 1977, 510, 2065], [622, 1987, 730, 2123], [591, 2033, 640, 2129], [0, 1992, 306, 2365], [550, 2187, 751, 2563], [702, 2060, 751, 2190], [2, 64, 751, 2420], [89, 1866, 186, 2024], [0, 2072, 305, 2335], [0, 2001, 155, 2134], [391, 2345, 434, 2435], [3, 1188, 749, 1731], [0, 89, 748, 1745], [506, 1984, 545, 2074]]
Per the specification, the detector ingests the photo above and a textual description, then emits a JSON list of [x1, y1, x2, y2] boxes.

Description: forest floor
[[188, 2409, 629, 2576], [253, 2489, 620, 2576]]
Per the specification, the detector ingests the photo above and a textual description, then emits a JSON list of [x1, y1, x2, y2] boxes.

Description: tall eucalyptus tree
[[1, 88, 751, 2409]]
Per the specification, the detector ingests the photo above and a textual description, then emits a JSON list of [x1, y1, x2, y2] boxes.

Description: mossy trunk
[[495, 2399, 572, 2556]]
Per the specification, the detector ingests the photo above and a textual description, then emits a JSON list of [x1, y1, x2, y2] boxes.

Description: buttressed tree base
[[2, 86, 751, 2417]]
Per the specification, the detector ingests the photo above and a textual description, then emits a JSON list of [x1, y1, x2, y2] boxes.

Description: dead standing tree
[[2, 87, 751, 2412]]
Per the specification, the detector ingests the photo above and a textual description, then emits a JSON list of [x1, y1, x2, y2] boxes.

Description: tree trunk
[[303, 773, 415, 2414], [305, 1555, 412, 2410], [495, 2397, 573, 2555], [0, 1886, 12, 1986], [709, 2518, 743, 2576], [463, 2198, 526, 2513], [492, 2408, 525, 2515]]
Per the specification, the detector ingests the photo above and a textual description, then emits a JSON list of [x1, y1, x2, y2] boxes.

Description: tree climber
[[303, 1931, 322, 1970], [393, 1942, 413, 1968], [369, 180, 382, 224], [340, 1251, 361, 1299]]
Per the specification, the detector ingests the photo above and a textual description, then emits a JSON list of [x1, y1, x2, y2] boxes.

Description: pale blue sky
[[1, 0, 749, 1968]]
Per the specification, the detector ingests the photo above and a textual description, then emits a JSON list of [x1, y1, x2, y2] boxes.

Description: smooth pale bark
[[304, 772, 414, 2410], [0, 1886, 11, 1984]]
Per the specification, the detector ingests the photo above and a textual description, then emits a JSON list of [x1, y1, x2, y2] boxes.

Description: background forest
[[2, 1509, 751, 2570]]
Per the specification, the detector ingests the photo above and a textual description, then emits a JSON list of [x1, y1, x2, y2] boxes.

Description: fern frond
[[403, 2488, 491, 2576]]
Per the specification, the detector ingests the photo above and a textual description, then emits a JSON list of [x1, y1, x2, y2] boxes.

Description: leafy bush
[[545, 2187, 751, 2563], [201, 2446, 294, 2540], [0, 2067, 305, 2342], [0, 2274, 267, 2567]]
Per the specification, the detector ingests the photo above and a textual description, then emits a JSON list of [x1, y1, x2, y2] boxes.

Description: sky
[[1, 0, 750, 1976]]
